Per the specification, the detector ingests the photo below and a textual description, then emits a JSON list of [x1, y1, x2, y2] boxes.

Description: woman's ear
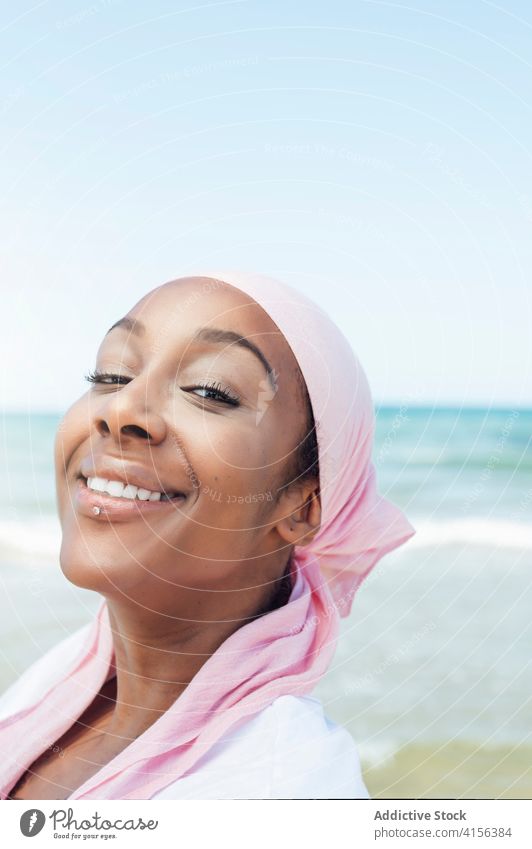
[[275, 483, 321, 547]]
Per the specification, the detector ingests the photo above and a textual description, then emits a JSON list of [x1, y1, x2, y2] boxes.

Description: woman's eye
[[189, 381, 240, 406], [84, 370, 131, 386], [84, 371, 240, 407]]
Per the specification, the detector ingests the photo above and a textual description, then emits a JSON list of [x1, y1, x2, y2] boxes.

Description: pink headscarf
[[0, 270, 415, 799]]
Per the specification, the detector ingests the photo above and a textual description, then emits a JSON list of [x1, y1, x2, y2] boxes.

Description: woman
[[0, 270, 415, 800]]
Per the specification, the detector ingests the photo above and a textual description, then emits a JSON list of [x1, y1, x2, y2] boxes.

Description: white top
[[0, 623, 370, 800]]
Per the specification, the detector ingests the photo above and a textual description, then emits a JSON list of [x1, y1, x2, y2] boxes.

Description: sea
[[1, 407, 530, 799]]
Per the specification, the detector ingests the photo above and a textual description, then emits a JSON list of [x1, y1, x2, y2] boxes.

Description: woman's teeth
[[86, 477, 178, 501]]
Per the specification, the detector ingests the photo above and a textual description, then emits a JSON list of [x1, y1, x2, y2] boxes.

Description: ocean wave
[[0, 516, 61, 561], [357, 739, 398, 768], [0, 514, 530, 564], [380, 455, 532, 472], [407, 517, 532, 550]]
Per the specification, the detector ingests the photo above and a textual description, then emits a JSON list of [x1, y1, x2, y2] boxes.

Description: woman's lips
[[74, 477, 186, 522]]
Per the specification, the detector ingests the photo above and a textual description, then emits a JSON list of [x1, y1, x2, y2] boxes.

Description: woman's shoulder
[[269, 694, 370, 799], [153, 693, 370, 800], [0, 621, 93, 721]]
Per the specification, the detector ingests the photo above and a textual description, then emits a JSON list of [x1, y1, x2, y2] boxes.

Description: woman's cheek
[[54, 396, 91, 504]]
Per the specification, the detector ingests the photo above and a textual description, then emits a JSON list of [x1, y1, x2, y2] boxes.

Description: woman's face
[[54, 276, 318, 618]]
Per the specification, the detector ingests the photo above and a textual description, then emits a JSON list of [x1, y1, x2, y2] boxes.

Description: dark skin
[[8, 276, 321, 799]]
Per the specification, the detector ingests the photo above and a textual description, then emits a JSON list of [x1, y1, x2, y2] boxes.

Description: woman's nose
[[93, 381, 167, 446]]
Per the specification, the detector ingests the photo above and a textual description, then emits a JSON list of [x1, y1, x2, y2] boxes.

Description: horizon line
[[2, 402, 531, 416]]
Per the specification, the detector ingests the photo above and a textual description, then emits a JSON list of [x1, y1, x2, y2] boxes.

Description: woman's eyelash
[[84, 370, 240, 406], [85, 369, 130, 386], [192, 380, 240, 406]]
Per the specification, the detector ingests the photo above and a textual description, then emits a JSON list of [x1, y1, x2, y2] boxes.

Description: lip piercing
[[92, 506, 102, 516]]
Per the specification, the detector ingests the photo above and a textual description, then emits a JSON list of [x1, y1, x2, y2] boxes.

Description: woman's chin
[[58, 538, 138, 594], [59, 557, 112, 592]]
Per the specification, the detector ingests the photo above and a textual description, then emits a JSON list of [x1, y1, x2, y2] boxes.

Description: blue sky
[[1, 0, 531, 411]]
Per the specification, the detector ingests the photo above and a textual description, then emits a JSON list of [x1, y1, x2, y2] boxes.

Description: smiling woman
[[0, 271, 415, 800]]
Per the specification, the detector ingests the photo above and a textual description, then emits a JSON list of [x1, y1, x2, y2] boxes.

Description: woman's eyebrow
[[106, 317, 144, 337], [192, 327, 276, 390], [105, 319, 277, 391]]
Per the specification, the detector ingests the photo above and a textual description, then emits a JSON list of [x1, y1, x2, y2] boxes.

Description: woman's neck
[[100, 559, 293, 739]]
